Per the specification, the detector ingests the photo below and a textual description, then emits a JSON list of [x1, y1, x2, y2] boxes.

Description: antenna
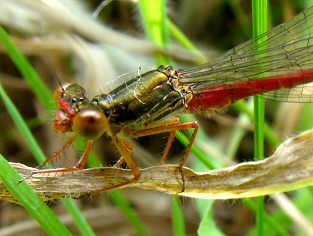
[[56, 77, 65, 91]]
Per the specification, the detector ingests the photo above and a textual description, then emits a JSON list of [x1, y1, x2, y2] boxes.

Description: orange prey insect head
[[52, 83, 87, 134], [52, 108, 73, 133], [52, 83, 74, 133]]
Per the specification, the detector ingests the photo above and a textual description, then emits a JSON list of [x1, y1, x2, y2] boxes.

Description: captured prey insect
[[39, 6, 313, 184]]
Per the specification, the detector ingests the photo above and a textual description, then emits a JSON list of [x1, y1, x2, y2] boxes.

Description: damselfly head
[[53, 83, 86, 105]]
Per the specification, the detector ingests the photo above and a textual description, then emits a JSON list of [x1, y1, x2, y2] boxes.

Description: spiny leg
[[32, 139, 94, 174], [160, 131, 176, 164], [90, 137, 140, 194], [132, 121, 198, 194], [89, 134, 140, 195], [113, 136, 133, 168], [124, 118, 199, 169], [37, 133, 77, 169], [113, 118, 180, 167], [113, 119, 198, 177], [178, 122, 198, 167], [131, 121, 199, 166], [176, 122, 198, 193], [29, 139, 131, 195], [111, 134, 140, 179], [113, 157, 125, 168], [113, 130, 176, 167], [75, 140, 94, 169]]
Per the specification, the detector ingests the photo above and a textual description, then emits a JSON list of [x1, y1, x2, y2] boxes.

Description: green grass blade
[[175, 131, 220, 169], [171, 196, 185, 236], [86, 145, 147, 235], [192, 147, 224, 236], [233, 101, 280, 147], [0, 154, 72, 236], [162, 3, 292, 235], [196, 199, 225, 236], [0, 80, 96, 235], [167, 19, 281, 148], [163, 4, 284, 235], [2, 17, 145, 236], [138, 1, 187, 235], [0, 26, 54, 110], [138, 0, 170, 65], [226, 112, 251, 159], [0, 25, 102, 168], [63, 198, 96, 236], [0, 27, 96, 236], [0, 82, 46, 164], [108, 190, 149, 236], [243, 199, 290, 236], [167, 20, 207, 64], [252, 1, 268, 235], [226, 0, 251, 37]]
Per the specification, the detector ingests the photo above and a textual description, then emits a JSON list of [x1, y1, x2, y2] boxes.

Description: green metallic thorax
[[91, 66, 186, 129]]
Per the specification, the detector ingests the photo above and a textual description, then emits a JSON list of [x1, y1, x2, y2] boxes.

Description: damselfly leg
[[114, 118, 199, 168]]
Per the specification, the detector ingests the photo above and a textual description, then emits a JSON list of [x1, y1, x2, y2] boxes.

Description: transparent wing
[[261, 83, 313, 103], [180, 6, 313, 96]]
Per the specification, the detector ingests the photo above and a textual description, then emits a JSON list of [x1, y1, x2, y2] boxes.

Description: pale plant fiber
[[1, 129, 313, 203]]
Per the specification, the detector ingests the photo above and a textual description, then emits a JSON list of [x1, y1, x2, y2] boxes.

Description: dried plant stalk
[[1, 129, 313, 203]]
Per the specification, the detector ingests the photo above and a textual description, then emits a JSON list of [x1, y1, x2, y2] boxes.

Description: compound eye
[[53, 83, 73, 104], [92, 98, 99, 104], [73, 109, 108, 140]]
